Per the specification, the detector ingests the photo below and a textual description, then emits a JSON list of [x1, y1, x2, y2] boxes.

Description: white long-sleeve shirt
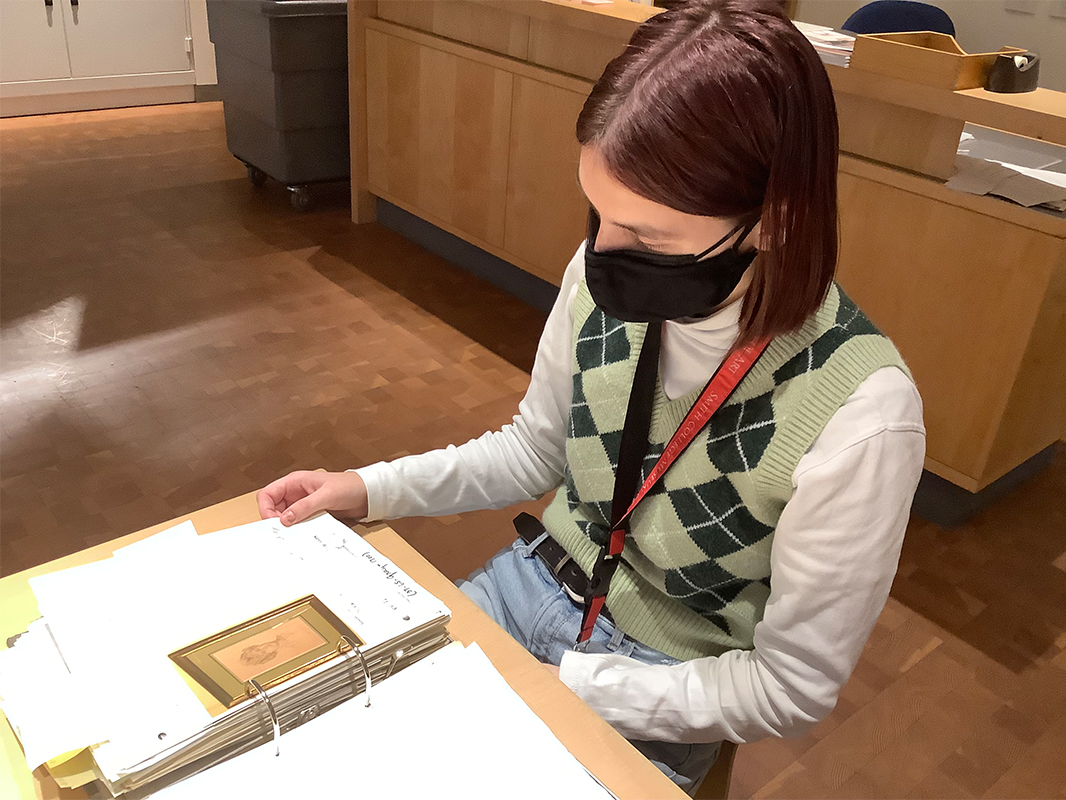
[[356, 243, 926, 744]]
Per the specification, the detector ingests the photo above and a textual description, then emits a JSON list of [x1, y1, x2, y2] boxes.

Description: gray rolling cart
[[206, 0, 349, 211]]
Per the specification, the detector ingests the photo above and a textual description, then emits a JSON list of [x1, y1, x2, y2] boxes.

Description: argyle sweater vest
[[541, 281, 910, 662]]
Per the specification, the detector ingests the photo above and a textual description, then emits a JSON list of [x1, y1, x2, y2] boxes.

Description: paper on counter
[[947, 155, 1066, 210], [87, 658, 214, 775], [112, 520, 199, 562], [0, 620, 111, 768], [30, 520, 315, 662], [793, 21, 854, 67], [28, 521, 204, 667], [959, 127, 1063, 171]]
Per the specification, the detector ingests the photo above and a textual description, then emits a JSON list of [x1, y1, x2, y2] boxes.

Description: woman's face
[[578, 146, 758, 257]]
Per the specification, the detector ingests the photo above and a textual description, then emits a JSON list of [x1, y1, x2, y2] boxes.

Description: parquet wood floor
[[1, 103, 1063, 799]]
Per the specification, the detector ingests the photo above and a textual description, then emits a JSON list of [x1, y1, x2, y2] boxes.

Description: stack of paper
[[794, 21, 855, 67], [0, 514, 452, 797], [949, 130, 1066, 211]]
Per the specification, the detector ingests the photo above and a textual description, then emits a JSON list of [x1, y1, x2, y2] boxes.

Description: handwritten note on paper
[[260, 514, 450, 641]]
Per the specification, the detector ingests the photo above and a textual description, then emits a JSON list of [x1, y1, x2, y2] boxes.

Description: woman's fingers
[[278, 489, 331, 526], [256, 471, 323, 519], [256, 471, 368, 526], [256, 479, 288, 519]]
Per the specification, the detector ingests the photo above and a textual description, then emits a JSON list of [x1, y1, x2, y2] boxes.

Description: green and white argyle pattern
[[542, 281, 911, 661]]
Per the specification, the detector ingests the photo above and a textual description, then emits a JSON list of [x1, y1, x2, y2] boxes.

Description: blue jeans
[[458, 537, 721, 796]]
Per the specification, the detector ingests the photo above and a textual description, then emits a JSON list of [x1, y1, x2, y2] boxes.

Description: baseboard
[[194, 84, 222, 103], [375, 200, 560, 314], [0, 84, 194, 118], [911, 444, 1057, 528]]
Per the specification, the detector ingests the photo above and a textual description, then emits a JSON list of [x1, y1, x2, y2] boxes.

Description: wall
[[796, 0, 1066, 92], [188, 0, 218, 86]]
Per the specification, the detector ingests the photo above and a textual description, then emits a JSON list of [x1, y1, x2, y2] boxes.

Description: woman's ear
[[746, 220, 763, 251]]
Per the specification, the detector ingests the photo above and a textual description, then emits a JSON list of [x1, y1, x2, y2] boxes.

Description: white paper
[[112, 520, 199, 562], [28, 556, 124, 636], [945, 154, 1010, 195], [947, 155, 1066, 208], [150, 643, 613, 800], [0, 620, 112, 768], [994, 169, 1066, 208], [793, 21, 853, 67], [959, 125, 1064, 172]]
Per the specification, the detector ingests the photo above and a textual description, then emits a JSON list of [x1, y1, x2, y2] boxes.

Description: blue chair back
[[842, 0, 955, 36]]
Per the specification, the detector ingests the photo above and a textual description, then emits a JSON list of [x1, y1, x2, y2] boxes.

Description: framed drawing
[[169, 595, 361, 707]]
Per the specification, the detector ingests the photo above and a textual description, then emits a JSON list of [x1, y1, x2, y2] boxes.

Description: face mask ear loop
[[587, 208, 601, 251], [694, 222, 746, 261], [731, 219, 759, 254]]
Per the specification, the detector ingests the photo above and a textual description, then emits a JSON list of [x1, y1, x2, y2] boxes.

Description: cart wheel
[[246, 165, 268, 187], [290, 187, 314, 212]]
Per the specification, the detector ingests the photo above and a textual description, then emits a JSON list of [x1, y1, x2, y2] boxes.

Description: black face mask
[[584, 210, 758, 323]]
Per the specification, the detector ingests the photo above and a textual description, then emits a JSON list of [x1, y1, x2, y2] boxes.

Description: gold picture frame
[[169, 595, 362, 708]]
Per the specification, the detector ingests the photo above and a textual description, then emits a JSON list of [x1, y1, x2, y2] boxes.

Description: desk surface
[[0, 493, 684, 799]]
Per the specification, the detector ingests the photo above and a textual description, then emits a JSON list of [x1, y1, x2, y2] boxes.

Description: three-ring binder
[[340, 635, 373, 708], [245, 637, 376, 758]]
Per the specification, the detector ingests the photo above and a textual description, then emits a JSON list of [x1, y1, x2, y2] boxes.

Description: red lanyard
[[577, 336, 770, 644]]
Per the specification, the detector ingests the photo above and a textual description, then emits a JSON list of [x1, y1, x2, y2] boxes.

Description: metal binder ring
[[341, 635, 372, 708], [247, 678, 281, 757], [384, 648, 404, 680]]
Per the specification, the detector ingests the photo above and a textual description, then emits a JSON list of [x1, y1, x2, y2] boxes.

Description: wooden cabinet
[[837, 157, 1066, 491], [504, 76, 587, 283], [1, 0, 194, 117], [365, 27, 513, 250], [363, 17, 593, 284]]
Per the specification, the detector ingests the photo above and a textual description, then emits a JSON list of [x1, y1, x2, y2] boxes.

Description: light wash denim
[[458, 537, 721, 796]]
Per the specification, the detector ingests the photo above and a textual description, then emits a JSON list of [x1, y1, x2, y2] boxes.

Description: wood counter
[[347, 0, 1066, 495]]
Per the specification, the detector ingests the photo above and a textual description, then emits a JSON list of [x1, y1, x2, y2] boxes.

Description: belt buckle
[[553, 554, 585, 605], [562, 582, 585, 605]]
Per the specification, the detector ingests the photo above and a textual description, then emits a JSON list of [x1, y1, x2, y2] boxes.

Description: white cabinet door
[[0, 0, 72, 82], [60, 0, 191, 78]]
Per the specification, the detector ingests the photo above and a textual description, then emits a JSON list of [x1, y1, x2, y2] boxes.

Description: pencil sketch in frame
[[169, 595, 362, 707]]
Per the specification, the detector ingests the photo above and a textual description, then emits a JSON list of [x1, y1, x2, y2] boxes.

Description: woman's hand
[[256, 470, 369, 526]]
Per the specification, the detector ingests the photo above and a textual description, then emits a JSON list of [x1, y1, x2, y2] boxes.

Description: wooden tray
[[850, 32, 1025, 91]]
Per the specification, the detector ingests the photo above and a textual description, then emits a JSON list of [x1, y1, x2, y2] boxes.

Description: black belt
[[513, 512, 613, 624]]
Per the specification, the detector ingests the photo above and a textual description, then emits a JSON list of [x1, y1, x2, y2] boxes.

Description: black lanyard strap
[[577, 321, 662, 641]]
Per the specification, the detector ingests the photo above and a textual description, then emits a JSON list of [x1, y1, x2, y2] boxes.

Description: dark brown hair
[[576, 0, 839, 344]]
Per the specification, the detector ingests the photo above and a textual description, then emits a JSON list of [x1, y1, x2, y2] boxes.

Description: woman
[[258, 0, 925, 793]]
